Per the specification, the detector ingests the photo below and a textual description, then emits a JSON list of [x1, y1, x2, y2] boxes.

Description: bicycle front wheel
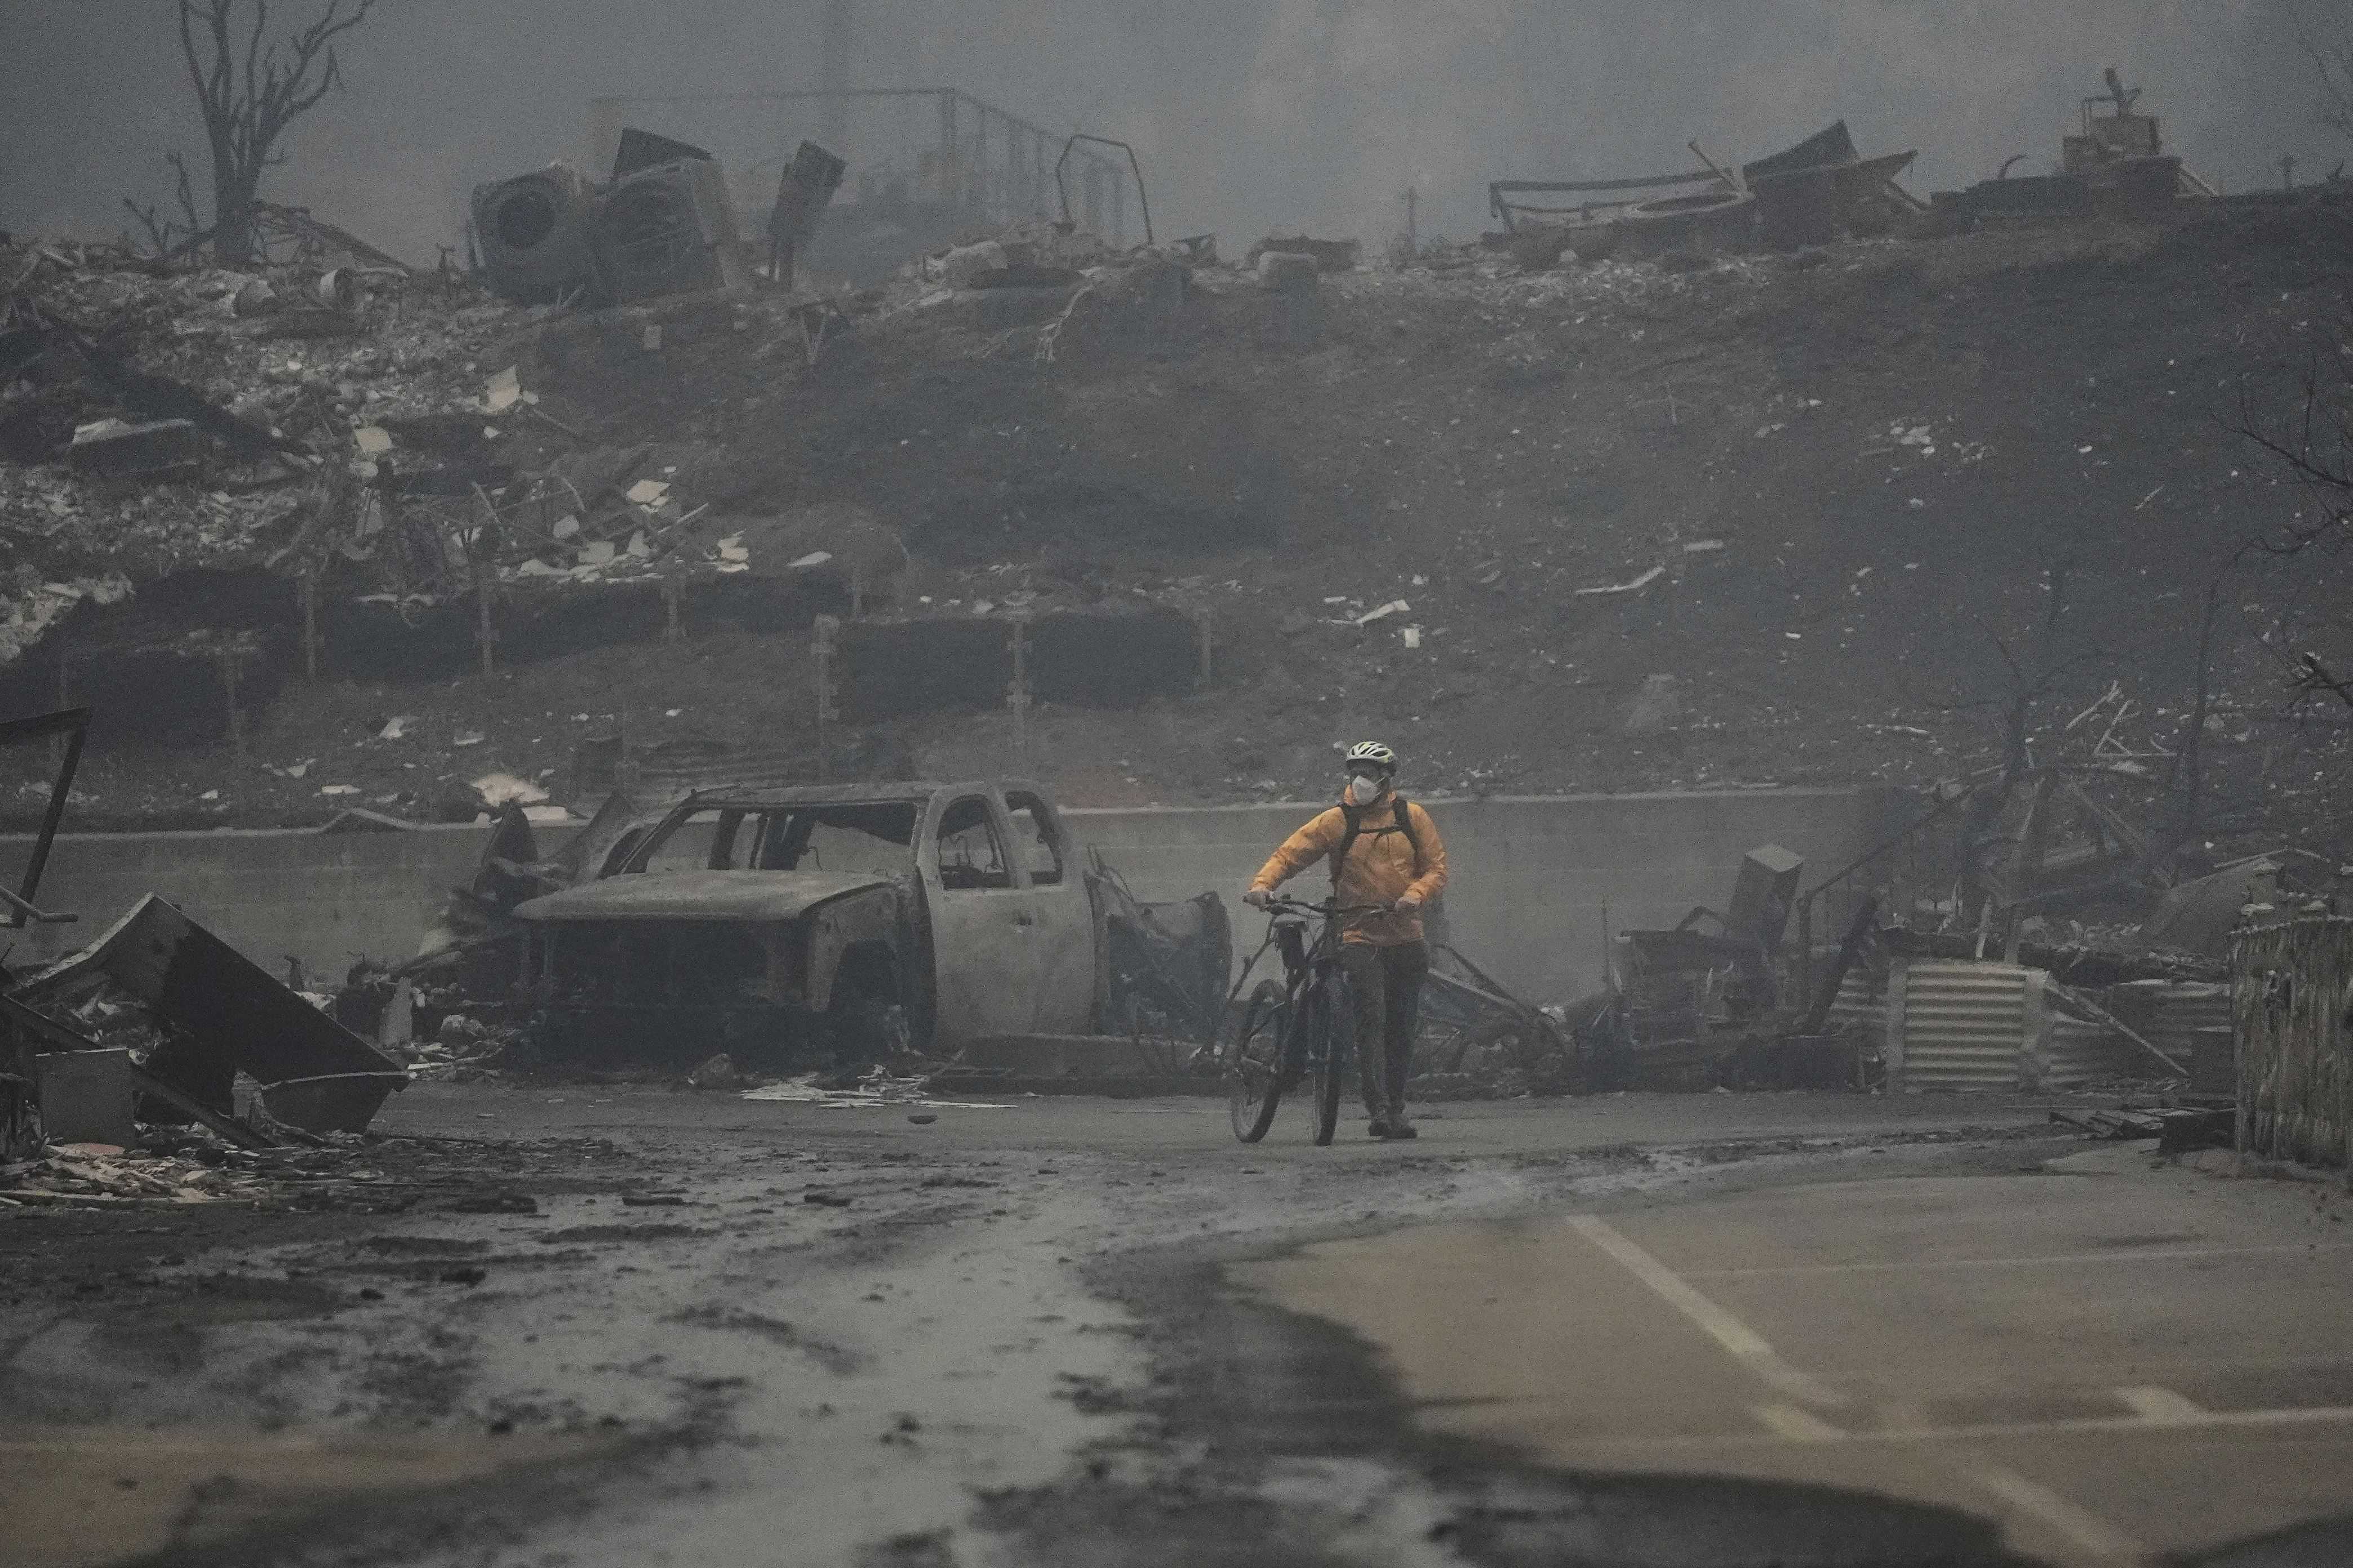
[[1311, 973, 1354, 1147], [1227, 980, 1289, 1144]]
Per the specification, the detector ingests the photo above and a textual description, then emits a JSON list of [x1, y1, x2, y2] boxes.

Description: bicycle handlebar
[[1260, 897, 1392, 917]]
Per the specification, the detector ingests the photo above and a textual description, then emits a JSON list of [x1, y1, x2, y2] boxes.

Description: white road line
[[1973, 1464, 2144, 1565], [2115, 1386, 2207, 1425], [1531, 1400, 2353, 1453], [1751, 1403, 1844, 1441], [1566, 1214, 1848, 1409], [1681, 1241, 2353, 1280]]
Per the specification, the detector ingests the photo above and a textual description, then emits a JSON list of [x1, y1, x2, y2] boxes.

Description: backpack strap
[[1392, 795, 1422, 873], [1328, 801, 1365, 885], [1329, 796, 1423, 885]]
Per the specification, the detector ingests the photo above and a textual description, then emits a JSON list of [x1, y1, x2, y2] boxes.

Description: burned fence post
[[663, 579, 685, 642], [218, 647, 245, 765], [300, 572, 322, 679], [813, 614, 841, 783], [1008, 614, 1032, 768]]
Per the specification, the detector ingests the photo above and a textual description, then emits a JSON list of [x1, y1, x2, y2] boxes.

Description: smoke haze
[[0, 1, 2328, 261]]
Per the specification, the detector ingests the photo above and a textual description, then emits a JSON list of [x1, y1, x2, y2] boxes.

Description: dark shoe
[[1366, 1116, 1395, 1139], [1387, 1117, 1418, 1139]]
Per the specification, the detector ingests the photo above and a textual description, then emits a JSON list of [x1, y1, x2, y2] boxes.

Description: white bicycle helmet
[[1344, 740, 1398, 774]]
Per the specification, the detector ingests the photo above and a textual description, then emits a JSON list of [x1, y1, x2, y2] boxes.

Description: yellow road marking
[[1566, 1214, 1848, 1409]]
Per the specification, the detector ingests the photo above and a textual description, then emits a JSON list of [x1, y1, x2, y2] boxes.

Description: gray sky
[[1, 1, 2337, 263]]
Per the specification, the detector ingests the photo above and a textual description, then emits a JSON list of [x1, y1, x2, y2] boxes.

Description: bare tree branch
[[162, 0, 375, 264], [2297, 5, 2353, 147]]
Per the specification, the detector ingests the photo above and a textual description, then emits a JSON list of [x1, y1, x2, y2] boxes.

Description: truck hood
[[515, 870, 893, 923]]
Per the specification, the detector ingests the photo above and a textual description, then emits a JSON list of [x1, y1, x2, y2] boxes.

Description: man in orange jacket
[[1245, 741, 1449, 1139]]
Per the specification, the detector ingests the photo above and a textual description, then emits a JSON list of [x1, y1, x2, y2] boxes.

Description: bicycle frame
[[1259, 899, 1380, 1065]]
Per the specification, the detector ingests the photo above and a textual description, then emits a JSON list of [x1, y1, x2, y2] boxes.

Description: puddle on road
[[1, 1428, 619, 1568]]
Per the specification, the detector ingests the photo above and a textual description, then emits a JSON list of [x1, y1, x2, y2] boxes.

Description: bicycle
[[1222, 899, 1386, 1146]]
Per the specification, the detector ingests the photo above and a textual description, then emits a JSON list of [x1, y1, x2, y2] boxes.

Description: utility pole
[[821, 0, 853, 155]]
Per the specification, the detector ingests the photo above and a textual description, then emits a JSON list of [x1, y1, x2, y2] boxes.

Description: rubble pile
[[2, 1130, 294, 1207], [3, 118, 2352, 855]]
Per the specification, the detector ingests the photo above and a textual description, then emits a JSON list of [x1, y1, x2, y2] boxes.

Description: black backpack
[[1329, 795, 1422, 885]]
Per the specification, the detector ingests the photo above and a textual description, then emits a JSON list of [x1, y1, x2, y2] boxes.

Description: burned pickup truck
[[509, 779, 1224, 1068]]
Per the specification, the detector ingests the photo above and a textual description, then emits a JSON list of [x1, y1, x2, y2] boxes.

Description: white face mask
[[1346, 774, 1384, 806]]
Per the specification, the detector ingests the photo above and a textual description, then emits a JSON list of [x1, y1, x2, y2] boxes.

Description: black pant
[[1339, 940, 1428, 1119]]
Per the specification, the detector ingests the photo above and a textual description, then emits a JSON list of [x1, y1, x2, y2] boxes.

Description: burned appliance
[[592, 154, 749, 303], [1584, 843, 1806, 1085], [767, 140, 849, 284], [472, 163, 603, 305]]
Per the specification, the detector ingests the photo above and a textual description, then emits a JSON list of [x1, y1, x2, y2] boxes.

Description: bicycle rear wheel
[[1227, 979, 1289, 1144], [1311, 974, 1354, 1147]]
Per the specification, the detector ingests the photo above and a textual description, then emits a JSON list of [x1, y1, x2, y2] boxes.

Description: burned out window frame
[[930, 792, 1017, 892], [1003, 789, 1067, 886]]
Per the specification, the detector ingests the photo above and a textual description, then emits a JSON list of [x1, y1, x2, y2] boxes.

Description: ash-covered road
[[8, 1086, 2350, 1568]]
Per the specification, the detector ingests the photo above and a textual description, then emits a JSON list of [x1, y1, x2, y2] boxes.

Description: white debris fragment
[[378, 715, 415, 740], [787, 550, 834, 570], [1681, 539, 1726, 555], [1574, 566, 1664, 597], [484, 367, 521, 413], [472, 772, 549, 807], [319, 784, 360, 796], [353, 426, 393, 456], [1402, 625, 1423, 649], [1355, 599, 1410, 625], [626, 479, 671, 507]]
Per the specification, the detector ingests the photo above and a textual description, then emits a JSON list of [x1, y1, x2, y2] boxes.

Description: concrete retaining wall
[[0, 788, 1890, 1001], [0, 824, 501, 982], [1071, 789, 1890, 1001]]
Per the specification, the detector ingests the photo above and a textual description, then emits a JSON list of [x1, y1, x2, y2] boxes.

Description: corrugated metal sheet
[[1826, 966, 1888, 1034], [1895, 960, 2031, 1090], [2043, 1010, 2125, 1086]]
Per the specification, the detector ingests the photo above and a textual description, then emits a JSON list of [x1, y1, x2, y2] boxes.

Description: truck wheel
[[831, 993, 911, 1065]]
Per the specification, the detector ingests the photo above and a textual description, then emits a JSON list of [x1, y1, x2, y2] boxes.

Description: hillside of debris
[[3, 201, 2351, 860]]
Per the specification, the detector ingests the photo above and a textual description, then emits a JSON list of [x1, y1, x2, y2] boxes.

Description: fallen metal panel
[[1741, 120, 1861, 183], [21, 895, 403, 1092], [1894, 960, 2030, 1090], [260, 1072, 409, 1135]]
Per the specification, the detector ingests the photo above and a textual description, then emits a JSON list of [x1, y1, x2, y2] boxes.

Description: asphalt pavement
[[13, 1084, 2349, 1568], [1240, 1142, 2353, 1566]]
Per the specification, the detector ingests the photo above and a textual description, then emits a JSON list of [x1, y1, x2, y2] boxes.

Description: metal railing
[[587, 87, 1136, 243]]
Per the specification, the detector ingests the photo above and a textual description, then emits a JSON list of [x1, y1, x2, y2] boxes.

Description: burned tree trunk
[[165, 0, 376, 265]]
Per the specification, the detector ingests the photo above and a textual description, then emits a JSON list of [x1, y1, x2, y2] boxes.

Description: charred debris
[[0, 66, 2346, 1146], [1, 703, 411, 1202]]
